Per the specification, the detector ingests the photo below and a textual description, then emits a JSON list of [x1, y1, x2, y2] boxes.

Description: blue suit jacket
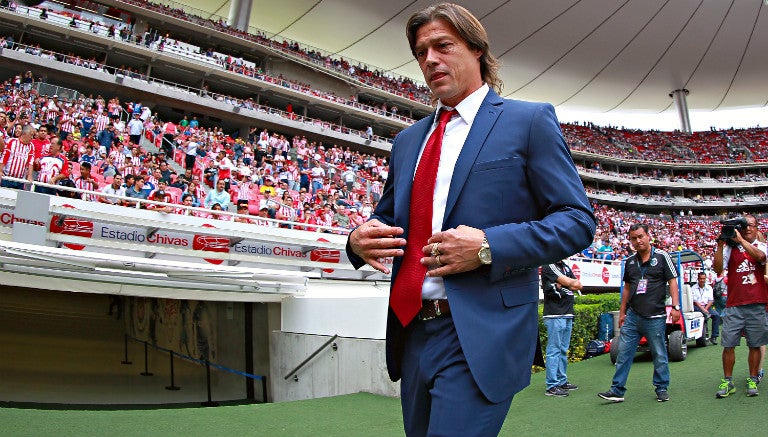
[[347, 90, 595, 403]]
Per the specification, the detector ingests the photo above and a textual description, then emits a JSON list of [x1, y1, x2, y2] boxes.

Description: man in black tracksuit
[[542, 260, 582, 397]]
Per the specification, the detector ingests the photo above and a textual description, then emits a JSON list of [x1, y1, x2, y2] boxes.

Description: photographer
[[713, 214, 768, 398], [541, 259, 581, 397]]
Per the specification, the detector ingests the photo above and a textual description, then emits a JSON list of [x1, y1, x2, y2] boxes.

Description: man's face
[[697, 274, 706, 287], [216, 180, 226, 191], [414, 19, 483, 107], [20, 129, 35, 144], [112, 175, 123, 188], [80, 166, 90, 179], [628, 227, 651, 254], [37, 127, 48, 139], [743, 216, 758, 242]]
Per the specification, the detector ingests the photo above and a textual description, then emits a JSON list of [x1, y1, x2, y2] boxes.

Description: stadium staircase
[[139, 130, 186, 175]]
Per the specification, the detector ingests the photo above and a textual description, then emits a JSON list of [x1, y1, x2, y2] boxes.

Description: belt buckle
[[420, 300, 441, 321]]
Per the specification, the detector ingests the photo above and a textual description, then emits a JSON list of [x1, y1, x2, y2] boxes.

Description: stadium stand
[[0, 0, 765, 347], [3, 0, 768, 409]]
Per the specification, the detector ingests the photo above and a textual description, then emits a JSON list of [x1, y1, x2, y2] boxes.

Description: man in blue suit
[[347, 3, 595, 436]]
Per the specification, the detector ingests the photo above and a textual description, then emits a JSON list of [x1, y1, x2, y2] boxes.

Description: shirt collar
[[435, 83, 489, 127]]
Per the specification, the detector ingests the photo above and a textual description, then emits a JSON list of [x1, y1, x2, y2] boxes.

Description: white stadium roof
[[176, 0, 768, 117]]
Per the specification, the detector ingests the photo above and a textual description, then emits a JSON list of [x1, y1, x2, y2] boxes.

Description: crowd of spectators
[[8, 1, 768, 162], [3, 70, 768, 262], [1, 31, 403, 142], [728, 127, 768, 161], [584, 185, 768, 206], [563, 122, 764, 164], [582, 203, 768, 264], [16, 0, 768, 161], [0, 73, 387, 232], [2, 0, 431, 110], [576, 163, 768, 184], [147, 117, 389, 233]]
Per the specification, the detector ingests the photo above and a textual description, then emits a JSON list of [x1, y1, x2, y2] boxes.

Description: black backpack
[[713, 278, 727, 307]]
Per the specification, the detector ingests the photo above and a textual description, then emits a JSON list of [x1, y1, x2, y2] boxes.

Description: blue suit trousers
[[400, 316, 514, 437]]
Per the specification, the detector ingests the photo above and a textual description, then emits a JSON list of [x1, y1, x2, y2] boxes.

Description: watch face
[[479, 248, 492, 264]]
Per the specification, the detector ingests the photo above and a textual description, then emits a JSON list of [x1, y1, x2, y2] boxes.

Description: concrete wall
[[269, 331, 398, 403], [269, 57, 356, 102], [280, 280, 390, 340]]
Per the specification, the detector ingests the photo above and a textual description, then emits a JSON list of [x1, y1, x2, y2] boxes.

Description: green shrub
[[573, 293, 621, 313]]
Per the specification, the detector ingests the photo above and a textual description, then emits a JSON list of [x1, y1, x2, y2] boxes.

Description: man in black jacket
[[542, 259, 582, 397]]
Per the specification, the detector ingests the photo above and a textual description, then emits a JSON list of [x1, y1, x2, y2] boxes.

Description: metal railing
[[14, 176, 351, 234], [283, 334, 339, 382], [122, 334, 268, 405]]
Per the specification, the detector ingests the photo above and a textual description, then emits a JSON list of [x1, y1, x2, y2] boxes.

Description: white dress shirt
[[690, 283, 713, 306], [419, 84, 489, 300]]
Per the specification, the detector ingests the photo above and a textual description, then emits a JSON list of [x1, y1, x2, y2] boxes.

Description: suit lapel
[[443, 92, 503, 225]]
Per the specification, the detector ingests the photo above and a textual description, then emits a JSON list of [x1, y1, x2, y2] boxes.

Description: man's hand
[[570, 279, 583, 291], [670, 309, 681, 323], [348, 219, 404, 274], [732, 229, 745, 245], [424, 225, 485, 277]]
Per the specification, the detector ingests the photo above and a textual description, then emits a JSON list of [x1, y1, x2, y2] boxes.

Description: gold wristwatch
[[478, 236, 492, 265]]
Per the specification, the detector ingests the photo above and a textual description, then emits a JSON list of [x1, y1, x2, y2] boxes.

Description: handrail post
[[262, 376, 268, 403], [121, 333, 132, 365], [165, 350, 180, 390], [140, 341, 153, 376], [201, 359, 219, 407]]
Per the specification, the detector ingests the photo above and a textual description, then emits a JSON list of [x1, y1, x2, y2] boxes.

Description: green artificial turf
[[2, 343, 765, 437]]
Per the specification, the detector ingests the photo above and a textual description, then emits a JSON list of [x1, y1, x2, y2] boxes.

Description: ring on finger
[[435, 255, 442, 266], [430, 242, 442, 257]]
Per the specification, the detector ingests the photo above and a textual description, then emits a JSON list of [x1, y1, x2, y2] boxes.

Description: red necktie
[[390, 108, 457, 326]]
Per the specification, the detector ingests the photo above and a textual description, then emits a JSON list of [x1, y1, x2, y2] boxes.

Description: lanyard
[[638, 247, 655, 279]]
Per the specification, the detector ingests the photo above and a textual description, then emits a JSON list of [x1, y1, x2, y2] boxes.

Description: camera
[[719, 217, 749, 246]]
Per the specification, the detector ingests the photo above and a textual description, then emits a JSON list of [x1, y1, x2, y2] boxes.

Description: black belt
[[419, 299, 451, 321]]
